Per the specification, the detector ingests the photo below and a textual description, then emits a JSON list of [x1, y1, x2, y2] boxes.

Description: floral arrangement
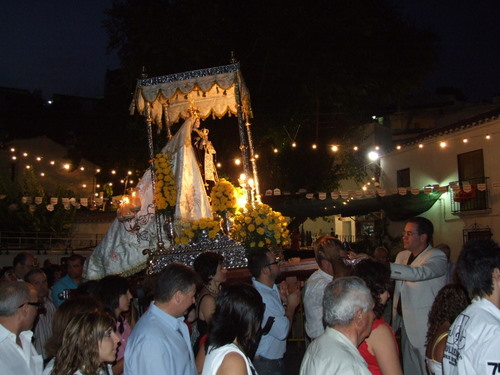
[[153, 153, 177, 215], [176, 217, 223, 246], [210, 178, 242, 214], [231, 202, 289, 249]]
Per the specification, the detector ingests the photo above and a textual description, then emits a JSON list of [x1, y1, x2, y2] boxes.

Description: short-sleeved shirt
[[443, 297, 500, 375], [51, 274, 78, 308], [303, 269, 333, 339], [300, 327, 371, 375], [124, 302, 197, 375], [252, 278, 290, 360]]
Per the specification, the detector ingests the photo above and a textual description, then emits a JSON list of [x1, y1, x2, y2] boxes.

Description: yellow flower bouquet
[[176, 217, 223, 246], [210, 178, 241, 214], [231, 203, 289, 249], [153, 153, 177, 215]]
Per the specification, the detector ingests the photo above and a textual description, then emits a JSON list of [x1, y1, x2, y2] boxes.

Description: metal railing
[[449, 177, 490, 214], [0, 231, 104, 254]]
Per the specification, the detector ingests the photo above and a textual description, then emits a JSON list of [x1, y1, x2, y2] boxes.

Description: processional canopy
[[130, 63, 253, 127]]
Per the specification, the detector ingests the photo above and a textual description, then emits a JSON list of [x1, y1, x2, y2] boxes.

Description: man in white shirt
[[248, 248, 301, 375], [0, 281, 43, 375], [24, 269, 56, 359], [300, 277, 374, 375], [443, 239, 500, 375], [303, 236, 350, 340], [125, 262, 198, 375]]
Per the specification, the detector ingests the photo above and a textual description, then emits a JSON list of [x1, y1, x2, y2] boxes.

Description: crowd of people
[[1, 215, 499, 375]]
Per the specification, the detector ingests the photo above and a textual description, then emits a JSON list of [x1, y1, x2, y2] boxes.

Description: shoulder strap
[[261, 316, 275, 335], [196, 292, 213, 315], [431, 331, 449, 360]]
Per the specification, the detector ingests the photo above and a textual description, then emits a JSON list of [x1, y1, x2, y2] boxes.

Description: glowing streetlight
[[368, 151, 379, 161]]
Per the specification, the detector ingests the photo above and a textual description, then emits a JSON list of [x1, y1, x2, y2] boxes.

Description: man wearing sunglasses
[[249, 248, 301, 375], [0, 281, 43, 375]]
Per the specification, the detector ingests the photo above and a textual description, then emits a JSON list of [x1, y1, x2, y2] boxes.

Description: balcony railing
[[449, 177, 489, 214]]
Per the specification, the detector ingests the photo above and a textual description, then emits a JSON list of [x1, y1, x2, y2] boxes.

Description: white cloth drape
[[84, 116, 212, 279]]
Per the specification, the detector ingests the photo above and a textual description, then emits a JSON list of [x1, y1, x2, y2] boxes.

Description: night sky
[[1, 1, 499, 102]]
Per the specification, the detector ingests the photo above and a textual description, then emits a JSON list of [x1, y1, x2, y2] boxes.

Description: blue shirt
[[252, 278, 290, 359], [124, 302, 196, 375], [51, 274, 78, 308]]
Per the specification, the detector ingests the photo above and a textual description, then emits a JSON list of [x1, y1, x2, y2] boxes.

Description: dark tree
[[103, 0, 438, 192]]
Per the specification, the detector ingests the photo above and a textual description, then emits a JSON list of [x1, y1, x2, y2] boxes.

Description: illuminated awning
[[130, 63, 253, 128]]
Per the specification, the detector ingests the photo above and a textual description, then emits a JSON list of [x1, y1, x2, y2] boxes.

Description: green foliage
[[0, 174, 77, 236]]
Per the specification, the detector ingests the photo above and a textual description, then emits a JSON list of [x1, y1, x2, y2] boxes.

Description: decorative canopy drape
[[130, 63, 253, 128]]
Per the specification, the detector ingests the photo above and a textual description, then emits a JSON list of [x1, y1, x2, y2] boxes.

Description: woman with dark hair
[[43, 296, 102, 374], [51, 311, 120, 375], [93, 275, 134, 375], [353, 259, 403, 375], [193, 251, 227, 355], [202, 284, 264, 375], [425, 284, 470, 375]]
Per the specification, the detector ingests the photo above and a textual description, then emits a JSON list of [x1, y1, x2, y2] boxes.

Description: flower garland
[[176, 217, 223, 246], [231, 203, 289, 249], [153, 153, 177, 215], [210, 178, 242, 215]]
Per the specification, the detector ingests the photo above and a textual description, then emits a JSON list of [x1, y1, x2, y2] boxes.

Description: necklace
[[205, 283, 219, 296]]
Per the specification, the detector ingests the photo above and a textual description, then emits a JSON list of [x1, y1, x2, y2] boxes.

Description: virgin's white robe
[[84, 116, 212, 279]]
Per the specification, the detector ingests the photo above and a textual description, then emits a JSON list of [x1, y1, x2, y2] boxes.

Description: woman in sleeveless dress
[[353, 259, 403, 375], [201, 284, 264, 375], [425, 283, 469, 375], [192, 252, 227, 355]]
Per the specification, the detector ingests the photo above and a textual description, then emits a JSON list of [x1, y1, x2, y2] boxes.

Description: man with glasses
[[248, 248, 301, 375], [391, 216, 447, 375], [24, 268, 55, 359], [0, 281, 43, 375]]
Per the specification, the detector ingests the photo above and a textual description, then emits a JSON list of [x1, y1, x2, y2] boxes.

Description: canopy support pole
[[234, 67, 253, 203], [144, 103, 164, 246]]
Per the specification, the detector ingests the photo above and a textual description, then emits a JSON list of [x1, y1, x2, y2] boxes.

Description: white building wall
[[380, 117, 500, 261]]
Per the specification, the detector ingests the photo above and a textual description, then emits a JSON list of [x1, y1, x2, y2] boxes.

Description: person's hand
[[279, 281, 289, 303], [344, 252, 369, 266], [286, 288, 301, 310]]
